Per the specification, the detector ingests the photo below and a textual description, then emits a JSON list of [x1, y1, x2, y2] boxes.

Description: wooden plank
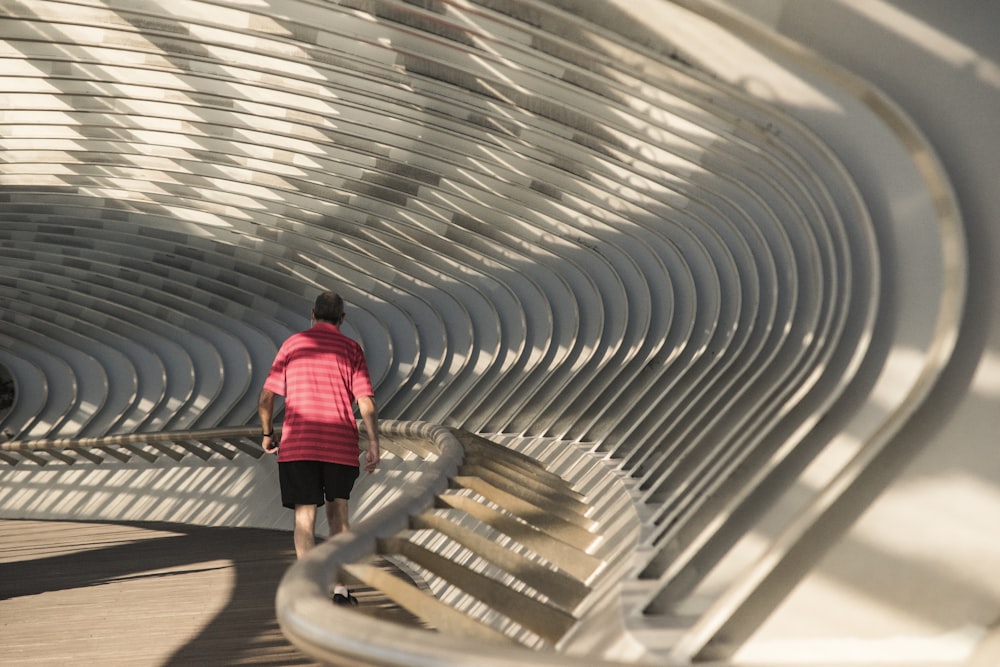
[[0, 519, 434, 665], [0, 519, 313, 665]]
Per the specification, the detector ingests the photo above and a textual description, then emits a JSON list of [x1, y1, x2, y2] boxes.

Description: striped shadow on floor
[[0, 519, 428, 666]]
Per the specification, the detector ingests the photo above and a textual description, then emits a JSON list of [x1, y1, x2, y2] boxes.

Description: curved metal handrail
[[0, 425, 270, 452], [274, 420, 633, 667], [0, 424, 273, 465]]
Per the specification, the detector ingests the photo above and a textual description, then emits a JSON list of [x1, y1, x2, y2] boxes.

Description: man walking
[[258, 291, 380, 605]]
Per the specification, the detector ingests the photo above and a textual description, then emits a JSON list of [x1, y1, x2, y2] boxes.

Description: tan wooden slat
[[343, 561, 512, 643], [0, 519, 434, 665], [0, 519, 314, 665]]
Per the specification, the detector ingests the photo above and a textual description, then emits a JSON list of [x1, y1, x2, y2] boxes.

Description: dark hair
[[313, 291, 344, 323]]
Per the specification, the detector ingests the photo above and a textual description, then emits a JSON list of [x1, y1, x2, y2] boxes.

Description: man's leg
[[326, 498, 358, 605], [326, 497, 355, 605], [326, 497, 350, 537], [320, 464, 360, 606], [293, 504, 317, 559]]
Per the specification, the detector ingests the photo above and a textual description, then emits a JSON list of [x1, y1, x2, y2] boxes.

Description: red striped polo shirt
[[263, 322, 374, 466]]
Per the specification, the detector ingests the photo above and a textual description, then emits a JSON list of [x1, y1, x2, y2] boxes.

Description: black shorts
[[278, 460, 360, 509]]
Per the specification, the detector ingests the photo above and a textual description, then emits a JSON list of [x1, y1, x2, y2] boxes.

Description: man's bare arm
[[258, 388, 279, 454], [357, 395, 380, 472]]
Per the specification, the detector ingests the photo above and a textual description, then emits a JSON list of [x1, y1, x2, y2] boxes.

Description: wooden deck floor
[[0, 519, 424, 666]]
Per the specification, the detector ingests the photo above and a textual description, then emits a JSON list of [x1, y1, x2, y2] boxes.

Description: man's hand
[[262, 434, 279, 455], [364, 444, 380, 473]]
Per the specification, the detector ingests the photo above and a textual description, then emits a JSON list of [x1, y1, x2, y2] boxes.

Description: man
[[258, 291, 380, 606]]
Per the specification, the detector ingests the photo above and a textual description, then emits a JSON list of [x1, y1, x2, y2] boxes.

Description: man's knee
[[327, 498, 350, 534], [294, 504, 317, 527]]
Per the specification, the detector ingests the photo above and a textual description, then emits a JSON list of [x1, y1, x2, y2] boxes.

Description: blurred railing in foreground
[[1, 419, 640, 665], [277, 421, 639, 666]]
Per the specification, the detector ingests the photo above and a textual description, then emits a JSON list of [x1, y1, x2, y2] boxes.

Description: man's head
[[313, 291, 345, 324]]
